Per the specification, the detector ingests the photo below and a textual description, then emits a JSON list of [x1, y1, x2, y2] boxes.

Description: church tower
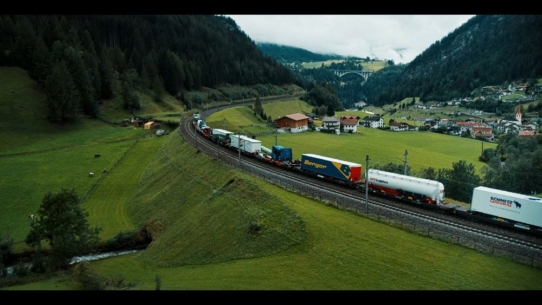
[[515, 104, 522, 124]]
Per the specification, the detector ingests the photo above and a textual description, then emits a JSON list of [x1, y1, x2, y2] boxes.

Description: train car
[[259, 145, 300, 169], [191, 113, 200, 128], [366, 169, 445, 206], [195, 120, 212, 139], [230, 135, 261, 156], [300, 154, 362, 186], [212, 128, 233, 146], [469, 186, 542, 231]]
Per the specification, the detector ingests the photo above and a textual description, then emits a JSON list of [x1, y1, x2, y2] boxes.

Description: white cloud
[[228, 15, 474, 64]]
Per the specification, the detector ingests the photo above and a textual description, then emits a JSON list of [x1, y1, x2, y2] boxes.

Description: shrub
[[12, 263, 30, 277], [72, 261, 105, 290], [0, 233, 14, 268], [106, 231, 141, 251]]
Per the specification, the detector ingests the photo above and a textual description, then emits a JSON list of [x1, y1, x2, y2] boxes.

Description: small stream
[[4, 249, 140, 276]]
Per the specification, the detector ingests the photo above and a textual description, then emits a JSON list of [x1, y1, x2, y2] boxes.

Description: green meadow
[[206, 105, 497, 176], [300, 59, 388, 72], [2, 67, 541, 290]]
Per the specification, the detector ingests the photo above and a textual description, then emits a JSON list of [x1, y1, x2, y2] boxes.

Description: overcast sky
[[227, 15, 475, 64]]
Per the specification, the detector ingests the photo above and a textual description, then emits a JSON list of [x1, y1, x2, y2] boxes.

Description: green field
[[207, 104, 497, 177], [2, 67, 541, 290], [301, 59, 388, 72]]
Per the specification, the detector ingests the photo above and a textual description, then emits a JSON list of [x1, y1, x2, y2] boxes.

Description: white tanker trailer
[[366, 169, 445, 206]]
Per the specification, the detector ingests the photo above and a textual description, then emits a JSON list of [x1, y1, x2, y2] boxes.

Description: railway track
[[178, 107, 542, 262]]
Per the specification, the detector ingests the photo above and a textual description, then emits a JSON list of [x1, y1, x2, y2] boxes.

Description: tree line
[[374, 133, 542, 203], [0, 15, 297, 123]]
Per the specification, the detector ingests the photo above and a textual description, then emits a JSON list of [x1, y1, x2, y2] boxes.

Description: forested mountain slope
[[372, 15, 542, 105], [257, 15, 542, 109], [257, 42, 345, 63], [0, 15, 298, 123]]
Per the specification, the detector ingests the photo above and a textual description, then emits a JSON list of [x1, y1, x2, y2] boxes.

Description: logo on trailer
[[304, 160, 327, 169], [369, 177, 388, 184], [489, 196, 513, 208], [332, 162, 351, 179]]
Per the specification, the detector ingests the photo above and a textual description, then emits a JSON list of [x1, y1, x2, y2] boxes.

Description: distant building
[[472, 126, 494, 141], [274, 113, 310, 133], [321, 116, 341, 131], [340, 116, 359, 133], [362, 115, 384, 128]]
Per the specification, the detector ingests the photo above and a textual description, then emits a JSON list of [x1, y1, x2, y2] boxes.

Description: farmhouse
[[390, 121, 418, 132], [321, 116, 341, 131], [274, 113, 310, 133], [519, 129, 536, 137], [362, 115, 384, 129], [340, 116, 359, 133], [472, 126, 494, 141]]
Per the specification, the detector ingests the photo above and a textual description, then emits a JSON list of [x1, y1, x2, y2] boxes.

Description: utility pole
[[365, 155, 369, 213], [238, 134, 241, 166], [403, 150, 408, 175]]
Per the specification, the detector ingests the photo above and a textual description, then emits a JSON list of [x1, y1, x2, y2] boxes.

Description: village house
[[471, 126, 494, 141], [519, 129, 536, 137], [495, 104, 536, 137], [390, 121, 419, 132], [321, 115, 341, 131], [274, 113, 310, 133], [340, 115, 360, 133], [362, 115, 384, 129]]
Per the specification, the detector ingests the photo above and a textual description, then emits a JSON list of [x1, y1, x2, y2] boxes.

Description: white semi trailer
[[471, 186, 542, 230], [230, 135, 261, 155]]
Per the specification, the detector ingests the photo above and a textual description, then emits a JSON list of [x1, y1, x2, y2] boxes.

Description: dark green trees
[[44, 61, 80, 124], [25, 188, 101, 271], [303, 82, 341, 113], [438, 160, 481, 203]]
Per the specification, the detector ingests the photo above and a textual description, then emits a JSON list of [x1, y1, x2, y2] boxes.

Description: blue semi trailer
[[300, 154, 362, 185]]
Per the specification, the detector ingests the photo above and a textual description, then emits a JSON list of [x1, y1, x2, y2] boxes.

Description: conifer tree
[[99, 48, 115, 99], [12, 16, 37, 71], [44, 61, 80, 124], [64, 47, 98, 117], [29, 37, 52, 85]]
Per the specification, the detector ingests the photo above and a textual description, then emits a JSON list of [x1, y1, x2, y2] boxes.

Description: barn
[[274, 113, 310, 133]]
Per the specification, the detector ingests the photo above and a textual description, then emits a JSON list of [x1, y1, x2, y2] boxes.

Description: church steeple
[[515, 104, 522, 124]]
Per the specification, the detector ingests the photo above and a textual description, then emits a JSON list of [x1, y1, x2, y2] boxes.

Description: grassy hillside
[[2, 67, 542, 290], [7, 133, 542, 290], [205, 99, 314, 135]]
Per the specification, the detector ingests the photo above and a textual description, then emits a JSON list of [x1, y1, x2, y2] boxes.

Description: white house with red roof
[[340, 115, 360, 133]]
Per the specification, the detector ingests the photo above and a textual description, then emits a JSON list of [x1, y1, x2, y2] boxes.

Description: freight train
[[190, 115, 542, 235]]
